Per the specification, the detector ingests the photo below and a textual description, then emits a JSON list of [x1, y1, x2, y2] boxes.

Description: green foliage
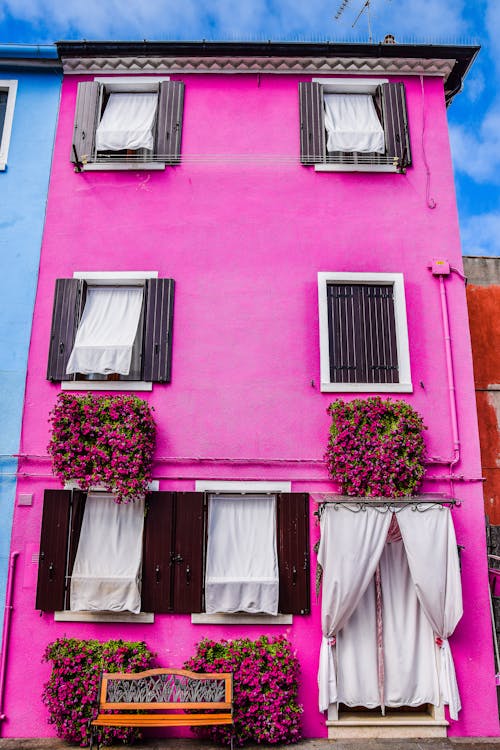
[[325, 397, 426, 497], [184, 635, 302, 746], [42, 637, 155, 746]]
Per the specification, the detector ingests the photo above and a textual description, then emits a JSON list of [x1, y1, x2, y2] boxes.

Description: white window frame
[[0, 80, 18, 171], [61, 270, 158, 392], [312, 77, 400, 174], [82, 76, 170, 172], [192, 480, 293, 625], [318, 271, 412, 393]]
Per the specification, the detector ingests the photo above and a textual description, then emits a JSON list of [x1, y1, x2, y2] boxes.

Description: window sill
[[315, 163, 400, 173], [54, 611, 154, 623], [0, 161, 6, 171], [61, 381, 153, 392], [191, 613, 293, 625], [80, 162, 166, 172], [320, 382, 413, 393]]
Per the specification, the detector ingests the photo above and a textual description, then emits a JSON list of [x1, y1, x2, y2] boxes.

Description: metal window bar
[[313, 494, 460, 517]]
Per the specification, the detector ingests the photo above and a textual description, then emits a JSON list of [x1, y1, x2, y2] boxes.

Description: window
[[318, 272, 412, 393], [0, 80, 17, 170], [70, 77, 184, 170], [46, 271, 175, 390], [35, 487, 310, 619], [299, 79, 411, 172]]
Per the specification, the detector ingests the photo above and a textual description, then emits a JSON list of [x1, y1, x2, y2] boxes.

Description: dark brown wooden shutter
[[277, 493, 310, 615], [141, 491, 175, 613], [156, 81, 184, 165], [36, 490, 72, 612], [381, 82, 411, 168], [299, 82, 325, 165], [172, 492, 204, 614], [327, 283, 399, 385], [46, 278, 86, 381], [66, 490, 87, 610], [71, 81, 100, 164], [143, 278, 175, 383]]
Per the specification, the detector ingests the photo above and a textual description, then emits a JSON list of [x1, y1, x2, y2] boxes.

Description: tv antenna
[[334, 0, 379, 43]]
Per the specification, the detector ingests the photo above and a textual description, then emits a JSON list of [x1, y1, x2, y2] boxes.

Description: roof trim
[[56, 40, 479, 104]]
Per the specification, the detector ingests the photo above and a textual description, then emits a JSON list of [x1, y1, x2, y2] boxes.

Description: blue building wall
[[0, 48, 61, 635]]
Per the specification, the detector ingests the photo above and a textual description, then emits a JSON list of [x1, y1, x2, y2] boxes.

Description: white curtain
[[318, 504, 463, 719], [336, 541, 439, 709], [70, 493, 145, 614], [397, 506, 463, 719], [96, 92, 157, 151], [324, 93, 385, 154], [66, 286, 143, 375], [317, 505, 392, 711], [205, 494, 279, 615]]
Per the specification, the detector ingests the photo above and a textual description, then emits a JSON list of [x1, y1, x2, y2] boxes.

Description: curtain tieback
[[435, 636, 444, 648], [328, 636, 336, 647]]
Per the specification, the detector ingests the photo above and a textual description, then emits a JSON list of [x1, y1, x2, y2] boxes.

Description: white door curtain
[[323, 93, 385, 154], [70, 493, 145, 613], [66, 286, 143, 376], [95, 92, 158, 152], [205, 494, 279, 615], [317, 504, 463, 719]]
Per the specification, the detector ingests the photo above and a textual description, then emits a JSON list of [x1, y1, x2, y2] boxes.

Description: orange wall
[[466, 281, 500, 523]]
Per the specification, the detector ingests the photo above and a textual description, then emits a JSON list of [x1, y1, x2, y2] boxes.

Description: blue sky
[[0, 0, 495, 255]]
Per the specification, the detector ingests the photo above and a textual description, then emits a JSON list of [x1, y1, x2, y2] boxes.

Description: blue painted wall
[[0, 49, 61, 635]]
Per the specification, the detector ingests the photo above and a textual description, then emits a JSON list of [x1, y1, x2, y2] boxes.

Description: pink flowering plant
[[42, 638, 155, 747], [184, 635, 302, 746], [48, 393, 156, 503], [325, 397, 426, 497]]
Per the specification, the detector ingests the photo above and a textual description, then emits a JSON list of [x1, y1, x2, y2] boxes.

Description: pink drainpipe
[[0, 551, 19, 732], [426, 267, 461, 471]]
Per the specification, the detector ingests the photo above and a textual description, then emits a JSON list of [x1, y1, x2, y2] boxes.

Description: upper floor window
[[46, 271, 175, 390], [0, 80, 18, 170], [299, 79, 411, 172], [70, 77, 184, 171], [318, 271, 412, 393]]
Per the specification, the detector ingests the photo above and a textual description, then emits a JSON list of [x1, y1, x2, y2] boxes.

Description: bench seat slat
[[92, 713, 233, 727]]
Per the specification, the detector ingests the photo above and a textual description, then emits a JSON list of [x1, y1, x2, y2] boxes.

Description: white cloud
[[450, 105, 500, 184], [461, 211, 500, 257], [465, 71, 485, 103], [0, 0, 470, 40]]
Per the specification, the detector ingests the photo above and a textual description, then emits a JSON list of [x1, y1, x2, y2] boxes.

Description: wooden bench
[[89, 667, 233, 750]]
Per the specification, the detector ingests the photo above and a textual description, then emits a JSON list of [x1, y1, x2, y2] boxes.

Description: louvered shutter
[[46, 278, 86, 381], [141, 491, 175, 613], [299, 82, 325, 165], [156, 81, 185, 165], [71, 81, 100, 164], [381, 82, 411, 168], [35, 490, 72, 612], [172, 492, 204, 614], [0, 91, 7, 140], [362, 285, 399, 384], [327, 283, 399, 385], [277, 493, 310, 615], [66, 490, 87, 610], [143, 278, 175, 383]]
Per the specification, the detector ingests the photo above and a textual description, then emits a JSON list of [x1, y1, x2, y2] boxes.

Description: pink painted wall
[[4, 70, 498, 739]]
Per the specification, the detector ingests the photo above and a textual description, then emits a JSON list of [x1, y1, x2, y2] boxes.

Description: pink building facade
[[3, 40, 498, 740]]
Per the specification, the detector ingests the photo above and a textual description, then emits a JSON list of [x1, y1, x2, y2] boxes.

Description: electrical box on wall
[[431, 259, 451, 276]]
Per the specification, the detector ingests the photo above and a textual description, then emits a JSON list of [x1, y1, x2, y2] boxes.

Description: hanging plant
[[325, 397, 426, 498], [48, 393, 156, 503]]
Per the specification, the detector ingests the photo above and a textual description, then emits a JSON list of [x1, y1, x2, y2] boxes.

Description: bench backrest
[[98, 668, 233, 711]]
